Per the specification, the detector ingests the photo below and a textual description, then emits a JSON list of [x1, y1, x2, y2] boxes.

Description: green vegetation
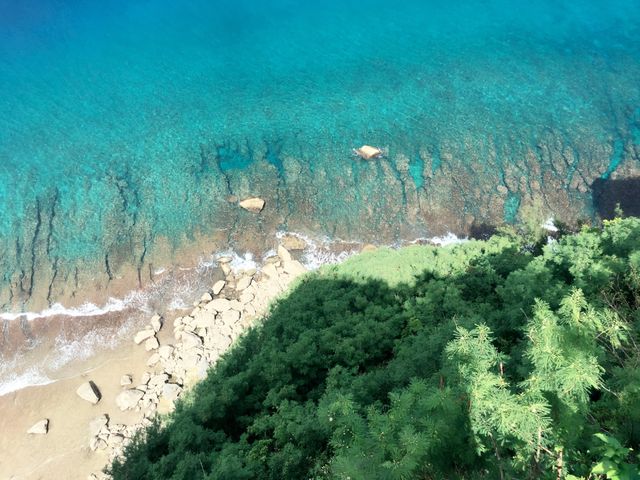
[[110, 218, 640, 480]]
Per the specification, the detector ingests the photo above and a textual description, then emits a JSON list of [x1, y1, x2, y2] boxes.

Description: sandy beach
[[0, 339, 154, 480], [0, 240, 319, 480]]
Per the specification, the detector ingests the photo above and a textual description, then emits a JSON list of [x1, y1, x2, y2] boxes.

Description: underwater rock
[[353, 145, 383, 160], [239, 197, 265, 213], [280, 234, 307, 251]]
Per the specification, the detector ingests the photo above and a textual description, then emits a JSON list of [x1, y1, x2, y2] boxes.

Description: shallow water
[[1, 0, 640, 310]]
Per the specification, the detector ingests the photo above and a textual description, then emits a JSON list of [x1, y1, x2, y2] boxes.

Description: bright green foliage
[[568, 434, 640, 480], [110, 218, 640, 480]]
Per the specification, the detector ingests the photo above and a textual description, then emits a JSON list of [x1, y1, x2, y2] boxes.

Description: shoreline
[[0, 231, 368, 397], [0, 236, 359, 480], [0, 230, 470, 479]]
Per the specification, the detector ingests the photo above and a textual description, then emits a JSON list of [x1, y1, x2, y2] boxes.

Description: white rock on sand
[[239, 197, 265, 213], [115, 389, 145, 411], [144, 336, 159, 351], [27, 419, 49, 435], [76, 381, 101, 405], [88, 415, 109, 437], [133, 329, 155, 345], [120, 374, 133, 386]]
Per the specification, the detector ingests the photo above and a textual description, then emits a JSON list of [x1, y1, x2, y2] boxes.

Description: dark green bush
[[111, 218, 640, 480]]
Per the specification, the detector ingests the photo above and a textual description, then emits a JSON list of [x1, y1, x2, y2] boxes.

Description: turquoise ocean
[[1, 0, 639, 313]]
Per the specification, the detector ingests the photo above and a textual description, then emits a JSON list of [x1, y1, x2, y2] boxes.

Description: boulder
[[115, 389, 145, 411], [277, 245, 292, 263], [181, 331, 203, 349], [353, 145, 383, 160], [239, 291, 254, 305], [192, 312, 215, 329], [244, 304, 257, 317], [144, 336, 159, 351], [158, 345, 174, 359], [239, 197, 265, 213], [262, 263, 279, 279], [89, 436, 108, 451], [208, 298, 232, 312], [200, 292, 213, 303], [235, 275, 253, 292], [180, 350, 203, 370], [120, 374, 133, 386], [220, 310, 241, 324], [108, 433, 124, 446], [134, 329, 155, 345], [148, 373, 169, 386], [212, 280, 226, 295], [264, 255, 280, 264], [216, 255, 232, 264], [76, 381, 101, 404], [281, 234, 307, 251], [89, 415, 109, 436], [27, 419, 49, 435], [147, 353, 161, 367], [283, 260, 307, 277], [229, 299, 243, 311], [221, 263, 232, 277], [150, 314, 163, 333], [361, 244, 377, 253], [162, 383, 183, 402]]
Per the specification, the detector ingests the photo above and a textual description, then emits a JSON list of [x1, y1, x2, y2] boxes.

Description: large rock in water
[[281, 234, 307, 251], [76, 381, 101, 404], [27, 419, 49, 435], [353, 145, 383, 160], [239, 197, 265, 213]]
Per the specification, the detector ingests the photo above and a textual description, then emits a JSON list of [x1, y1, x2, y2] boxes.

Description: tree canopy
[[111, 217, 640, 480]]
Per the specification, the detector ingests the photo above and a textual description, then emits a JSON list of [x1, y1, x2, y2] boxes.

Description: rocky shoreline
[[40, 243, 309, 480]]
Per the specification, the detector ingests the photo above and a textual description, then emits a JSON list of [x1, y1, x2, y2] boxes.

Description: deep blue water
[[1, 0, 640, 307]]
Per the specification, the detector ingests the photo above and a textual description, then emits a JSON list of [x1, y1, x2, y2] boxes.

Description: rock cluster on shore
[[85, 245, 307, 478]]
